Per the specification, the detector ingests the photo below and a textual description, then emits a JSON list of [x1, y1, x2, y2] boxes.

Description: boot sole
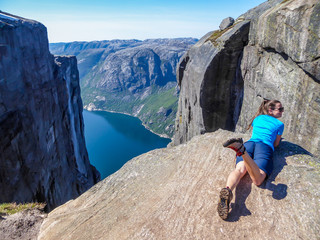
[[217, 188, 231, 220], [222, 138, 243, 148]]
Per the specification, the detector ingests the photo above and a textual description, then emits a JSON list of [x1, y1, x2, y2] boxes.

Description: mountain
[[0, 11, 99, 211], [50, 38, 198, 138]]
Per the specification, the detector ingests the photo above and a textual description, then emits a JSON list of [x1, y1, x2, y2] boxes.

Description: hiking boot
[[217, 187, 233, 220], [223, 138, 246, 156]]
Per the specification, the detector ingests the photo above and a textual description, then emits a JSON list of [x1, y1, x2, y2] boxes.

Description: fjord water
[[83, 110, 171, 179]]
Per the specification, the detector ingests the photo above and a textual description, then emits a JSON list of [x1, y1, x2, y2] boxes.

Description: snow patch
[[95, 96, 106, 101]]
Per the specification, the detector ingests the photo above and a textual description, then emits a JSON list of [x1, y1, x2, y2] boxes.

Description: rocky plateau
[[38, 130, 320, 240]]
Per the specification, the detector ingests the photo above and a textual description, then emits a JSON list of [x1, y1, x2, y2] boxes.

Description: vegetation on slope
[[50, 39, 198, 138], [0, 202, 46, 216], [81, 84, 178, 138]]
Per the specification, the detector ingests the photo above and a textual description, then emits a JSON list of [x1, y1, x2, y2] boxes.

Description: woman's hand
[[274, 135, 282, 148]]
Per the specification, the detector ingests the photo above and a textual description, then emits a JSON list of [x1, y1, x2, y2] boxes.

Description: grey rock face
[[173, 0, 320, 155], [236, 0, 320, 154], [173, 21, 250, 145], [38, 130, 320, 240], [0, 12, 99, 210], [219, 17, 234, 30]]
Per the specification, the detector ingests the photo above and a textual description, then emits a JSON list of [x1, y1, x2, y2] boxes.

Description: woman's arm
[[274, 135, 282, 148]]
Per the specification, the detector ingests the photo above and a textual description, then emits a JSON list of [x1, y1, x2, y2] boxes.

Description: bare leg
[[241, 151, 266, 186], [218, 138, 267, 220], [226, 162, 247, 191], [217, 162, 247, 220]]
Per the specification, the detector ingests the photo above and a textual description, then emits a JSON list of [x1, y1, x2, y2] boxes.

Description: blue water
[[83, 110, 171, 179]]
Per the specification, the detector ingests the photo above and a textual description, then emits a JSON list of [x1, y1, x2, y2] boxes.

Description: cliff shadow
[[227, 174, 252, 222], [260, 141, 312, 199], [200, 51, 244, 134], [226, 141, 311, 221]]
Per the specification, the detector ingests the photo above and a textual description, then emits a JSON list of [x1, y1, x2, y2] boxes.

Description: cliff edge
[[0, 11, 99, 210], [38, 129, 320, 240]]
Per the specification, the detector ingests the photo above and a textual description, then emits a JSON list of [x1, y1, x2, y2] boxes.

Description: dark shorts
[[236, 141, 274, 176]]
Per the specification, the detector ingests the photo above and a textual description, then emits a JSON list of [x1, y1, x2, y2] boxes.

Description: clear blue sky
[[1, 0, 266, 43]]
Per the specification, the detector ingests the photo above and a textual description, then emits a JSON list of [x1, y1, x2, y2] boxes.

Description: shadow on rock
[[227, 174, 252, 222], [261, 141, 312, 200], [226, 141, 311, 221]]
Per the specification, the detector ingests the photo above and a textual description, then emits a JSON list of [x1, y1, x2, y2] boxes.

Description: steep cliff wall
[[173, 21, 250, 144], [0, 12, 99, 210], [173, 0, 320, 155]]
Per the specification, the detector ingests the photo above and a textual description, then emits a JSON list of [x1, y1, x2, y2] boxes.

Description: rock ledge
[[39, 130, 320, 240]]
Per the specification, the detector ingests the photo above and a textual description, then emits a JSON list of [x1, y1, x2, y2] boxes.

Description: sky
[[0, 0, 266, 43]]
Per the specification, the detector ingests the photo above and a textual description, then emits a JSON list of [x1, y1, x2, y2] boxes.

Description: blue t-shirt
[[249, 115, 284, 151]]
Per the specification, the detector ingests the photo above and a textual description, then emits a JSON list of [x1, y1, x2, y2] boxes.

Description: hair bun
[[263, 97, 270, 104]]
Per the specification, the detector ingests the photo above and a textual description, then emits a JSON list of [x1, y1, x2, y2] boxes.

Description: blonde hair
[[247, 99, 281, 130]]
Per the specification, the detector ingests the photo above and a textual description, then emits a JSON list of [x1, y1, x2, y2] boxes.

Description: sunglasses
[[272, 107, 284, 112]]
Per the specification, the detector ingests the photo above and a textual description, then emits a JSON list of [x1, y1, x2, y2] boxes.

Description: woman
[[217, 99, 284, 220]]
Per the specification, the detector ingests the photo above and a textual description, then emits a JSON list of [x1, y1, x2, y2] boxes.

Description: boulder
[[38, 130, 320, 240], [219, 17, 234, 30]]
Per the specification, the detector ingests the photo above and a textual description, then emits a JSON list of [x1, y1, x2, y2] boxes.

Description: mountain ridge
[[50, 38, 197, 138]]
